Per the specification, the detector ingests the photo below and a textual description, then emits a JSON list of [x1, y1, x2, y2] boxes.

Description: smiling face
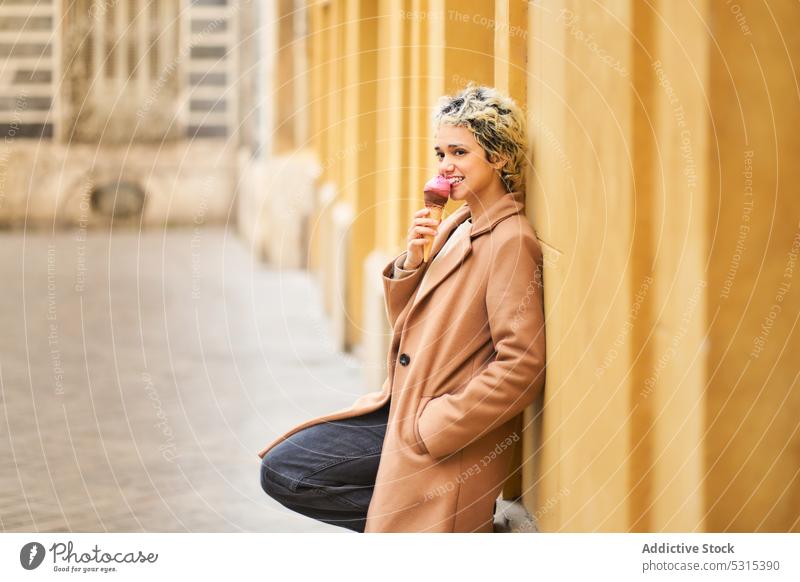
[[434, 124, 507, 206]]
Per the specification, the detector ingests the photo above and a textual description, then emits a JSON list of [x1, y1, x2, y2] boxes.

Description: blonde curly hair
[[432, 84, 529, 195]]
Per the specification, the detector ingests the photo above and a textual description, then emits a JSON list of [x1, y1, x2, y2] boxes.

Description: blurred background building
[[0, 0, 243, 227], [1, 0, 798, 533]]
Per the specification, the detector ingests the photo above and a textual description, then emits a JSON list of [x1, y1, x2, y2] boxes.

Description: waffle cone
[[423, 204, 444, 263]]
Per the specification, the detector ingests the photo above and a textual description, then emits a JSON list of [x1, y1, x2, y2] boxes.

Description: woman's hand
[[404, 207, 440, 270]]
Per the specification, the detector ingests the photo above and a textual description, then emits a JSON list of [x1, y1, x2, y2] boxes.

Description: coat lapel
[[412, 225, 472, 308]]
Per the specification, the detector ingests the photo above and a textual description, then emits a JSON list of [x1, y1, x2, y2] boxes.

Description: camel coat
[[257, 194, 546, 532]]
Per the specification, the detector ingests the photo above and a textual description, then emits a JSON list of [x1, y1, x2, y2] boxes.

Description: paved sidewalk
[[0, 227, 367, 532]]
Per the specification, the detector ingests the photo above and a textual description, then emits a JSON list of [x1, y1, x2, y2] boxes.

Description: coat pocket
[[422, 356, 479, 398], [412, 396, 435, 456]]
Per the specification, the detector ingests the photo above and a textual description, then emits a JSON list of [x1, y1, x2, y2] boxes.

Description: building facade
[[0, 0, 241, 228]]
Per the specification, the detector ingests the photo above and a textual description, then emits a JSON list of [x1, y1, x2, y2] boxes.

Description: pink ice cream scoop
[[423, 174, 452, 207]]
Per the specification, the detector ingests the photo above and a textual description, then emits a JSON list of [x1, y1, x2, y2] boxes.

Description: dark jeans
[[260, 401, 390, 532]]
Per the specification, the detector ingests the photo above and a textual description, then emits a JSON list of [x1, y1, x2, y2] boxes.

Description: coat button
[[399, 353, 411, 366]]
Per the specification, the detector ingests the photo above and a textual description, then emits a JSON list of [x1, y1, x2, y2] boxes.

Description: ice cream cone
[[421, 175, 451, 263], [423, 204, 444, 263]]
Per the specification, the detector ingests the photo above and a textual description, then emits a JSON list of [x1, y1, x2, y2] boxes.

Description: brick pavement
[[0, 227, 367, 532]]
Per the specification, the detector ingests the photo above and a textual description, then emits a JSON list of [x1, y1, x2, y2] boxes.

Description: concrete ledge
[[493, 498, 538, 533]]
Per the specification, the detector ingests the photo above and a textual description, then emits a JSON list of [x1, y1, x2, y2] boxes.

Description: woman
[[259, 85, 546, 533]]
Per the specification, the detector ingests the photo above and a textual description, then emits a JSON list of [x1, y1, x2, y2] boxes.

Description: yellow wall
[[340, 0, 378, 349], [704, 0, 800, 531], [529, 0, 637, 532], [528, 0, 799, 532], [638, 0, 711, 532], [275, 0, 298, 154]]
